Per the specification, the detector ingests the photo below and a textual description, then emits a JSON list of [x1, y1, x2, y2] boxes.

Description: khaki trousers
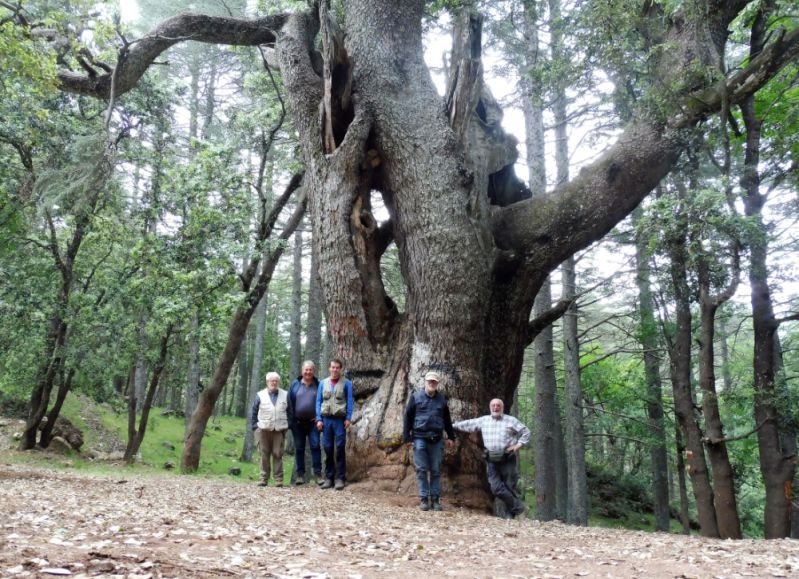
[[257, 429, 286, 484]]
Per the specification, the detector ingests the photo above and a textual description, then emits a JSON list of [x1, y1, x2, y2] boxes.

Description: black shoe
[[257, 481, 268, 487], [315, 473, 324, 486], [431, 497, 442, 511], [419, 498, 430, 511]]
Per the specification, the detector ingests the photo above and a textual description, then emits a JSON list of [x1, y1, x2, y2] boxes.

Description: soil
[[1, 464, 798, 579]]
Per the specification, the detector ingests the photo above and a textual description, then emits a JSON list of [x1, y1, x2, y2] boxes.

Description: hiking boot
[[275, 482, 284, 488], [334, 479, 345, 491], [419, 498, 430, 511], [295, 475, 305, 486], [257, 480, 268, 487], [320, 479, 334, 489], [431, 497, 442, 511], [315, 473, 324, 486]]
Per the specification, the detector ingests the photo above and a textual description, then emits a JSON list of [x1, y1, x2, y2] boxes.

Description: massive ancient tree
[[49, 0, 798, 523]]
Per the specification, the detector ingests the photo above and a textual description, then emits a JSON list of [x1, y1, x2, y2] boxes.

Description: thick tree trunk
[[632, 207, 670, 532], [305, 229, 323, 368]]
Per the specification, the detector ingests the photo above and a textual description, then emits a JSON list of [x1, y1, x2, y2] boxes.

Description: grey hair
[[301, 360, 316, 370], [265, 372, 280, 382]]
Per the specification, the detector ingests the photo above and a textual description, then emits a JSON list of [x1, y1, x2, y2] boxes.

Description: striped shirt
[[453, 414, 531, 452]]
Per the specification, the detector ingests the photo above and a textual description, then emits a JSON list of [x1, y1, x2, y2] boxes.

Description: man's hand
[[445, 439, 455, 449], [506, 443, 521, 453], [344, 419, 351, 429], [316, 420, 323, 431]]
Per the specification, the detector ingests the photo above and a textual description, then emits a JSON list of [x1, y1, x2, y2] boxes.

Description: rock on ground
[[1, 465, 798, 578]]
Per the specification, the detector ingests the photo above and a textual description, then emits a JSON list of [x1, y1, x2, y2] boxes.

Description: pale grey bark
[[305, 228, 323, 368], [289, 229, 303, 378]]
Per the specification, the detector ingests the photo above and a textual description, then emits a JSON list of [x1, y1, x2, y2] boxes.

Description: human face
[[329, 361, 342, 380], [302, 364, 315, 383], [424, 379, 439, 396], [490, 399, 504, 418], [266, 378, 279, 392]]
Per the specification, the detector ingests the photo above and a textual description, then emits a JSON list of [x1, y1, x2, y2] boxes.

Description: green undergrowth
[[2, 394, 294, 484]]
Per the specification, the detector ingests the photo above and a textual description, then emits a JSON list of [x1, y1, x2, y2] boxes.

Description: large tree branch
[[492, 25, 799, 270], [56, 13, 289, 99]]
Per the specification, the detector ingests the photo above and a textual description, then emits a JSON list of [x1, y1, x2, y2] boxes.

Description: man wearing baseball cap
[[403, 370, 456, 511]]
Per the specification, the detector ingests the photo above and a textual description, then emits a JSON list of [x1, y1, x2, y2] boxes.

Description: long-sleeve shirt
[[452, 414, 530, 453], [315, 377, 354, 421]]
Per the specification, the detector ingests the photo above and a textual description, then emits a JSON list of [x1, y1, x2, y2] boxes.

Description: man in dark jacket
[[403, 371, 456, 511], [287, 361, 322, 485]]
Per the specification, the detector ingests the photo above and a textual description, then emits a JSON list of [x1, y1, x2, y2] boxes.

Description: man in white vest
[[250, 372, 289, 487]]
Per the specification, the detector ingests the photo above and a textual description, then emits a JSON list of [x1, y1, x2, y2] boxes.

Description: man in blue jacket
[[288, 360, 322, 485], [315, 358, 354, 490], [403, 371, 456, 511]]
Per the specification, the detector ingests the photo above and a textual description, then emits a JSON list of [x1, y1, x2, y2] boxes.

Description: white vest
[[256, 388, 289, 431]]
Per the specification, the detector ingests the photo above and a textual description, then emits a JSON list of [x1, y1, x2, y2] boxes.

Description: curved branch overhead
[[57, 13, 289, 99], [491, 24, 799, 273]]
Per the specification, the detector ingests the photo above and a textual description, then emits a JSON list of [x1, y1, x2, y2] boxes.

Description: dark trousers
[[322, 416, 347, 482], [486, 455, 524, 515], [291, 419, 322, 476]]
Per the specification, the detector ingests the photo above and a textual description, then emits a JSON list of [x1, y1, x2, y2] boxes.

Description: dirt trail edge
[[1, 465, 797, 578]]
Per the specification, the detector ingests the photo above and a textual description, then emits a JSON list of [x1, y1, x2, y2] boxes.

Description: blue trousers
[[321, 416, 347, 481], [413, 437, 444, 500], [291, 419, 322, 477]]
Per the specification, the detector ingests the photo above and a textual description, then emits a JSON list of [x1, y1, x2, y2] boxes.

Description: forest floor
[[2, 462, 799, 579]]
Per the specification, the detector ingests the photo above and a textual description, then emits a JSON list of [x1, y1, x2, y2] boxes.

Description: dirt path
[[1, 464, 797, 578]]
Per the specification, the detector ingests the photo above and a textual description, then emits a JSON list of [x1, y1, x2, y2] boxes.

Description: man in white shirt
[[453, 398, 530, 518]]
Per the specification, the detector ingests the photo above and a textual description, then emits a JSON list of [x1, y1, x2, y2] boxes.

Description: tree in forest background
[[2, 0, 798, 537]]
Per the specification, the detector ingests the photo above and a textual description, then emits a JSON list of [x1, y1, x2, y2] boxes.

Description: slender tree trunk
[[184, 311, 201, 425], [675, 425, 692, 534], [125, 326, 174, 463], [289, 229, 303, 377], [235, 335, 249, 418], [697, 254, 742, 539], [665, 201, 719, 538], [182, 178, 306, 472], [533, 281, 560, 521], [632, 206, 670, 532], [39, 365, 76, 448], [242, 291, 268, 462]]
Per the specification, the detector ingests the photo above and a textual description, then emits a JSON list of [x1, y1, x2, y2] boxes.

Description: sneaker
[[419, 498, 430, 511], [315, 473, 324, 486], [320, 479, 334, 489], [334, 479, 345, 491], [295, 475, 305, 486], [275, 482, 284, 488], [257, 481, 268, 487], [431, 497, 442, 511], [512, 504, 530, 519]]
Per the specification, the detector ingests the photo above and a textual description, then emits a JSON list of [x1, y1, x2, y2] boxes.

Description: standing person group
[[251, 360, 531, 519]]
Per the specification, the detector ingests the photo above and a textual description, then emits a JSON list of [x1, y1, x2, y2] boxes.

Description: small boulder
[[224, 435, 236, 443], [41, 417, 84, 451], [161, 441, 176, 451], [228, 467, 242, 476], [48, 436, 74, 454], [163, 461, 175, 470]]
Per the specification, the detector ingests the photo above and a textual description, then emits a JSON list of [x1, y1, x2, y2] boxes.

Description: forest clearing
[[2, 463, 799, 579]]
